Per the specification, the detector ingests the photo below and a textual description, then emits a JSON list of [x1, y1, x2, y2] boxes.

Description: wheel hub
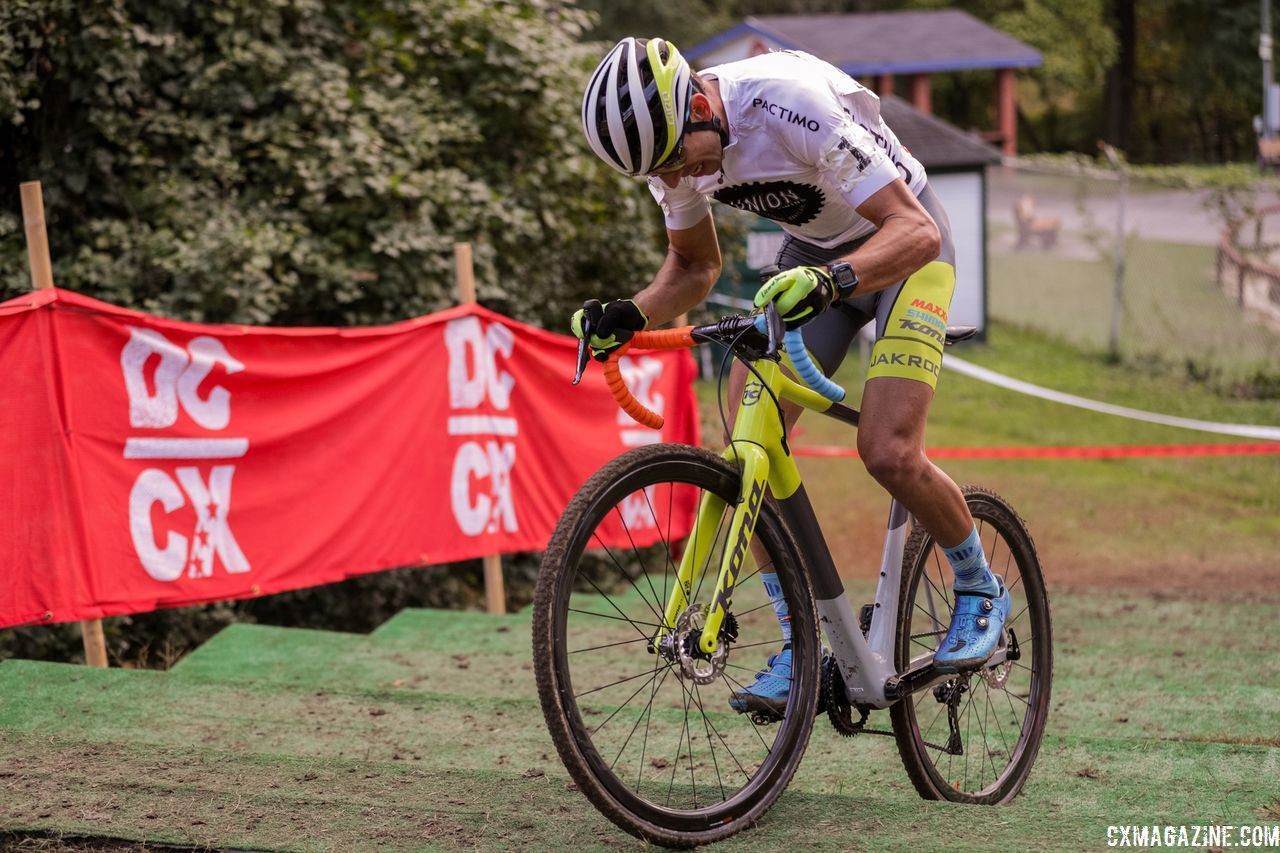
[[662, 604, 730, 685]]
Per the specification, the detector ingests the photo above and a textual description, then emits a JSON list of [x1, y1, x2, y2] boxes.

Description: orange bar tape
[[792, 443, 1280, 460]]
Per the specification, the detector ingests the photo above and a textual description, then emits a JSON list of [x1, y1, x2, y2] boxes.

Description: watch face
[[830, 262, 856, 288]]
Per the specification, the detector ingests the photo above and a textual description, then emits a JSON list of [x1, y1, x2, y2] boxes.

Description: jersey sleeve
[[647, 177, 711, 231], [771, 83, 900, 209]]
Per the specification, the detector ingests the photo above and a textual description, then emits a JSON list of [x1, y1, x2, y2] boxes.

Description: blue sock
[[943, 527, 998, 595], [759, 571, 791, 643]]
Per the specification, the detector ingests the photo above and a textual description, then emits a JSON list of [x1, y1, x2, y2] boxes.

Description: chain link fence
[[988, 159, 1280, 397]]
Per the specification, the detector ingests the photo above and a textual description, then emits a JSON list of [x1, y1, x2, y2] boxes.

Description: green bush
[[0, 0, 668, 665], [0, 0, 663, 327]]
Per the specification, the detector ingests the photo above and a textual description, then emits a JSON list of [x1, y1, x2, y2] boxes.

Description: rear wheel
[[533, 444, 820, 847], [890, 486, 1052, 803]]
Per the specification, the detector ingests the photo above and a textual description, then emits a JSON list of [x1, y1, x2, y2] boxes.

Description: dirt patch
[[827, 516, 1280, 600], [0, 735, 587, 852], [801, 466, 1280, 601]]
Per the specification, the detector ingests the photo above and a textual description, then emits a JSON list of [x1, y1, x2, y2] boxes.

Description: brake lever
[[572, 336, 590, 385], [572, 313, 595, 385], [764, 302, 784, 359]]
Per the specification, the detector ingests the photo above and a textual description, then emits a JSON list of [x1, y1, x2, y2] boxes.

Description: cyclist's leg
[[859, 186, 1009, 671], [727, 236, 874, 713]]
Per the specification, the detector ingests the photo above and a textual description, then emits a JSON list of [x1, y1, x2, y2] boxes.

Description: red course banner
[[0, 289, 699, 628]]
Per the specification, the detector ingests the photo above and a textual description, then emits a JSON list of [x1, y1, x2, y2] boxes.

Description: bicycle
[[533, 305, 1052, 847]]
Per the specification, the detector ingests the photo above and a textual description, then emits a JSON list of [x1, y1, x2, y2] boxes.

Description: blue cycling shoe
[[933, 579, 1011, 672], [728, 644, 792, 717]]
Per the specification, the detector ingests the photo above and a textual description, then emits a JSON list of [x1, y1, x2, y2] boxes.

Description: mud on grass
[[0, 736, 599, 853]]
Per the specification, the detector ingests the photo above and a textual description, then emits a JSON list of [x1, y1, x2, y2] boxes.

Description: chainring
[[823, 657, 868, 737]]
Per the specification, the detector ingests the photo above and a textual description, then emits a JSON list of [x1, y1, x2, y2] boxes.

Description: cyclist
[[572, 37, 1010, 715]]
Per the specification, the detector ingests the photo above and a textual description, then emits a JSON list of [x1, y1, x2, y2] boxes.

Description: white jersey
[[648, 50, 928, 248]]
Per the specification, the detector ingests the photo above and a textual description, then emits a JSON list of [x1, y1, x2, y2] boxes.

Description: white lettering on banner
[[129, 466, 251, 580], [618, 355, 665, 447], [450, 441, 518, 536], [445, 316, 515, 410], [446, 316, 520, 537], [619, 486, 657, 530], [129, 469, 188, 581], [121, 326, 251, 581], [177, 466, 251, 577], [447, 415, 518, 437], [124, 438, 250, 459], [120, 328, 244, 429]]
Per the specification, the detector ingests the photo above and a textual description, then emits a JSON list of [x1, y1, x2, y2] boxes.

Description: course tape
[[944, 355, 1280, 442], [793, 443, 1280, 460]]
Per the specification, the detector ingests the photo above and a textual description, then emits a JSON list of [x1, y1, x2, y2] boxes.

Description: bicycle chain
[[823, 658, 892, 739], [823, 659, 964, 753]]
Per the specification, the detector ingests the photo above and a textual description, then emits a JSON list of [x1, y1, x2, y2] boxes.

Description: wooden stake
[[453, 243, 506, 615], [19, 182, 54, 291], [20, 181, 110, 668], [80, 619, 108, 668]]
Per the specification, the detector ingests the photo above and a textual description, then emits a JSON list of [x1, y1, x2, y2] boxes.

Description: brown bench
[[1013, 194, 1060, 250]]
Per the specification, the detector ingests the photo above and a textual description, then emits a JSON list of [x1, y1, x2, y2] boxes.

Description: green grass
[[4, 321, 1279, 850], [989, 239, 1280, 385], [1, 592, 1277, 851], [696, 320, 1280, 590]]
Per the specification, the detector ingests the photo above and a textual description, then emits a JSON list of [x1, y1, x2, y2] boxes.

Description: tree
[[1104, 0, 1137, 151], [0, 0, 663, 327]]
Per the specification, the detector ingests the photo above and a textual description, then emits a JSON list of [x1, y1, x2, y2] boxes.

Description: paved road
[[988, 166, 1280, 249]]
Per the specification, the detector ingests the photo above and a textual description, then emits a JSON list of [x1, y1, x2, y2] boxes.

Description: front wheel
[[533, 444, 820, 848], [890, 486, 1053, 803]]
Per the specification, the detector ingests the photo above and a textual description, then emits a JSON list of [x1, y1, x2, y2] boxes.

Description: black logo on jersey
[[713, 181, 824, 226], [750, 97, 821, 132], [838, 137, 872, 171]]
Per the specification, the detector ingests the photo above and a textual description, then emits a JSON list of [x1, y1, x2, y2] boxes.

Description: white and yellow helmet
[[582, 37, 692, 177]]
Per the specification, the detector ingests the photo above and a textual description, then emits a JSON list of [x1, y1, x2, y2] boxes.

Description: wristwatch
[[826, 261, 858, 302]]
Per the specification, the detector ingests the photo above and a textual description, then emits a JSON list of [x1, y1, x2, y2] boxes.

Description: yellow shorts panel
[[867, 260, 955, 389]]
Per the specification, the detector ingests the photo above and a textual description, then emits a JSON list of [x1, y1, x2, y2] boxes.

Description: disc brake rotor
[[672, 604, 729, 685]]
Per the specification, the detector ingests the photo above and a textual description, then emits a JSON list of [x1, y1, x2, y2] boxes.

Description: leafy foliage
[[0, 0, 669, 665], [0, 0, 663, 326]]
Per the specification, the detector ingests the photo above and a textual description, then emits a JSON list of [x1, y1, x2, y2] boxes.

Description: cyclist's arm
[[633, 213, 723, 327], [836, 179, 940, 297]]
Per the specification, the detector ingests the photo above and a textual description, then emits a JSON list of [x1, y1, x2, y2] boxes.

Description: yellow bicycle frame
[[654, 357, 840, 654]]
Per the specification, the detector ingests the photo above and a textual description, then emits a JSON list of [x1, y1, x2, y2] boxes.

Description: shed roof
[[688, 10, 1042, 75], [879, 95, 1001, 170]]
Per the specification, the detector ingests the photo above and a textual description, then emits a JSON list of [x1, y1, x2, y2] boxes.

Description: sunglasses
[[648, 133, 688, 176]]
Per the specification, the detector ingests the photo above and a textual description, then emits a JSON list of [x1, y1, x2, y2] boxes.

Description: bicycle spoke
[[970, 684, 1000, 787], [691, 684, 727, 802], [724, 661, 794, 684], [570, 635, 655, 655], [985, 684, 1014, 762], [593, 663, 666, 738], [689, 683, 754, 788], [577, 666, 671, 700], [731, 638, 788, 653], [590, 531, 665, 626], [613, 500, 669, 626], [719, 670, 776, 755], [666, 674, 694, 807], [636, 666, 673, 790], [567, 606, 663, 633]]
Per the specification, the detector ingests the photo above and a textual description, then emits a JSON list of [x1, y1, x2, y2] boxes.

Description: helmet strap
[[684, 115, 729, 149]]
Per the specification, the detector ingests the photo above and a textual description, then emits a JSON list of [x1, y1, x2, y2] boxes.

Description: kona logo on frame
[[712, 478, 766, 616]]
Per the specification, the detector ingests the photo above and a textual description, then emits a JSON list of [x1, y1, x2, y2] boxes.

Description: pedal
[[858, 603, 875, 636]]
